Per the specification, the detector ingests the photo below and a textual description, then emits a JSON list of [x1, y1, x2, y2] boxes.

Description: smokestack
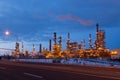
[[22, 42, 24, 53], [96, 23, 99, 32], [39, 44, 42, 53], [83, 39, 86, 49], [89, 34, 92, 49], [49, 39, 52, 52], [66, 33, 70, 50], [68, 32, 70, 41], [89, 34, 91, 39], [53, 32, 57, 45], [15, 42, 19, 52], [33, 44, 35, 51], [58, 36, 62, 46]]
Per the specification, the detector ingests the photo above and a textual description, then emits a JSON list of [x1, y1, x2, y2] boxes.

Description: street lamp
[[4, 31, 20, 53], [5, 31, 10, 36], [5, 31, 18, 42]]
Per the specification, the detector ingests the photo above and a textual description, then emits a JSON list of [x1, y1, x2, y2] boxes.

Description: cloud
[[57, 15, 94, 26]]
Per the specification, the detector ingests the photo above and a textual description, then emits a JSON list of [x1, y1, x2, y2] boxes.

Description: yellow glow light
[[111, 51, 118, 55]]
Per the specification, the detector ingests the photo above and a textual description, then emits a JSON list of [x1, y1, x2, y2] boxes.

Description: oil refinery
[[11, 23, 115, 59]]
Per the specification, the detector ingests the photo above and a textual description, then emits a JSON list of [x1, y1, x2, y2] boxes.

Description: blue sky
[[0, 0, 120, 53]]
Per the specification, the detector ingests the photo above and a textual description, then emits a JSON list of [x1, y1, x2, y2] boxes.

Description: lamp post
[[5, 31, 18, 43], [5, 31, 20, 53]]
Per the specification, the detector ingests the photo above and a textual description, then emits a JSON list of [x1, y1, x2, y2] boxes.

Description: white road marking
[[0, 67, 6, 70], [24, 72, 43, 79]]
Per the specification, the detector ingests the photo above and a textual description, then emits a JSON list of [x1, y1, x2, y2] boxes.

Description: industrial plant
[[11, 23, 116, 59]]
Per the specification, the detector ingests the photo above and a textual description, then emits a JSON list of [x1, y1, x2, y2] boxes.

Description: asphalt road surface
[[0, 60, 120, 80]]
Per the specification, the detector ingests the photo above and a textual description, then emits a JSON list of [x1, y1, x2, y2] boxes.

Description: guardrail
[[10, 58, 120, 67]]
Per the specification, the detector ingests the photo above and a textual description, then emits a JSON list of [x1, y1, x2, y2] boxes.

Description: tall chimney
[[58, 36, 62, 46], [33, 44, 35, 51], [96, 23, 99, 32], [66, 33, 70, 50], [83, 39, 86, 49], [22, 42, 24, 53], [89, 34, 92, 49], [39, 44, 42, 53], [15, 42, 20, 52], [53, 32, 57, 45], [49, 39, 52, 52], [68, 32, 70, 42]]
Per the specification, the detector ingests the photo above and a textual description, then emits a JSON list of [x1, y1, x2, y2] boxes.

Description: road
[[0, 60, 120, 80]]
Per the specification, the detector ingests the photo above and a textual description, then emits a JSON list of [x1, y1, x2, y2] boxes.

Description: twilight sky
[[0, 0, 120, 53]]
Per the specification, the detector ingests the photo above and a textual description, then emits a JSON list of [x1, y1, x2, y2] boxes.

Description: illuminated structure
[[44, 23, 111, 59], [52, 32, 63, 58], [41, 32, 63, 58], [4, 31, 24, 57], [10, 23, 112, 59], [94, 23, 110, 58], [94, 23, 105, 49]]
